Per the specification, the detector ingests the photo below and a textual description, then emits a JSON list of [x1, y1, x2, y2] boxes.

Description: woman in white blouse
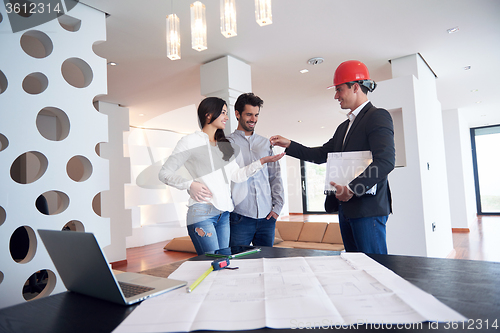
[[159, 97, 284, 255]]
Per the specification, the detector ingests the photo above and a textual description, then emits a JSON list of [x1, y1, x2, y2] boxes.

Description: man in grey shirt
[[227, 93, 285, 247]]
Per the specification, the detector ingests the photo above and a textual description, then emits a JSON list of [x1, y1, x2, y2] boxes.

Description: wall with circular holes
[[0, 3, 109, 309]]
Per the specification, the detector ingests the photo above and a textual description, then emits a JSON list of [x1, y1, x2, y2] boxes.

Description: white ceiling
[[82, 0, 500, 146]]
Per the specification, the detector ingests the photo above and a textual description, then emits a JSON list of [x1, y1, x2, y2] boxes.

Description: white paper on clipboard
[[324, 151, 374, 194]]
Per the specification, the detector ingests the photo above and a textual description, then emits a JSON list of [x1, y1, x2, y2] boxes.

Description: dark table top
[[1, 248, 499, 332]]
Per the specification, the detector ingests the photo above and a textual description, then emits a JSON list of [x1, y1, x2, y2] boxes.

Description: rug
[[138, 259, 188, 278]]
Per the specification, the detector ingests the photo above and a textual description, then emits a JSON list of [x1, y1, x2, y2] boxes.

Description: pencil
[[231, 248, 261, 258], [187, 265, 214, 293]]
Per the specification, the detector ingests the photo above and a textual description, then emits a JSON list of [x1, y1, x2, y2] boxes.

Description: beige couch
[[163, 221, 344, 253], [274, 221, 344, 251]]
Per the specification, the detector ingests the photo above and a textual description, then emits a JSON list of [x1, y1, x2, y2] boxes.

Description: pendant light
[[166, 0, 180, 61], [220, 0, 237, 38], [255, 0, 272, 26], [190, 1, 207, 51]]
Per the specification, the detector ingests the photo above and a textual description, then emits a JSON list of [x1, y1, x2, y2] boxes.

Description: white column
[[442, 108, 477, 230], [200, 55, 252, 135], [371, 54, 454, 258]]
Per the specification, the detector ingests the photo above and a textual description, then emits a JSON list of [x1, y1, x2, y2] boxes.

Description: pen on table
[[187, 258, 230, 293], [231, 248, 261, 258]]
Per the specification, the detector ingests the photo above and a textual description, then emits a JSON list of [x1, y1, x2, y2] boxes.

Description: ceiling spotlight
[[107, 62, 117, 66], [464, 66, 471, 70], [447, 26, 459, 34], [476, 101, 482, 104], [298, 120, 302, 123], [299, 69, 309, 74], [307, 57, 324, 65]]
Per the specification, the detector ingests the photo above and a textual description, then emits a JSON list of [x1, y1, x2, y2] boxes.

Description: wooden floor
[[112, 214, 500, 273]]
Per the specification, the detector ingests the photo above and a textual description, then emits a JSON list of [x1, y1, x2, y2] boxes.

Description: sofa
[[274, 221, 344, 251], [163, 221, 344, 253]]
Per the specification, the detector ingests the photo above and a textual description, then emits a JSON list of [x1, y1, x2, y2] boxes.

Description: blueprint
[[113, 253, 467, 332]]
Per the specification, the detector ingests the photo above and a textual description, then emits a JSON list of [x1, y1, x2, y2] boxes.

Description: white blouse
[[158, 131, 263, 212]]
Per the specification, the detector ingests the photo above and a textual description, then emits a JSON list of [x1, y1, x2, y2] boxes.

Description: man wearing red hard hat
[[270, 60, 395, 254]]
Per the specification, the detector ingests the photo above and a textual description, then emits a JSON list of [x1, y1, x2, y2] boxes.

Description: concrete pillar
[[442, 108, 476, 230], [370, 53, 454, 258], [200, 55, 252, 135]]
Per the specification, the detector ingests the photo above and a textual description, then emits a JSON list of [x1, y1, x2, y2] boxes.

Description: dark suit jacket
[[286, 102, 395, 219]]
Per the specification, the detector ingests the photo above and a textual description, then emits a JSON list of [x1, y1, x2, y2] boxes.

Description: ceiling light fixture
[[107, 62, 117, 66], [220, 0, 237, 38], [191, 1, 207, 51], [166, 13, 181, 60], [464, 66, 471, 70], [299, 69, 308, 74], [255, 0, 272, 26], [447, 26, 459, 34], [307, 57, 324, 65]]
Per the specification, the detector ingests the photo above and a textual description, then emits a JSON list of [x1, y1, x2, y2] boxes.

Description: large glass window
[[471, 125, 500, 214], [300, 160, 327, 213]]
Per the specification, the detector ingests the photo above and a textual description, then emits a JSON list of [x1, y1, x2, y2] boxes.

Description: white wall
[[124, 124, 190, 248], [0, 3, 108, 309], [99, 102, 133, 262], [286, 157, 304, 214], [442, 109, 477, 229]]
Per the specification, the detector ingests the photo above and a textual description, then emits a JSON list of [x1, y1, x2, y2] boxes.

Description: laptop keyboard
[[118, 281, 155, 298]]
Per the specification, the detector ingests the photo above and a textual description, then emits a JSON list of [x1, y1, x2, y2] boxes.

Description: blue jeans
[[338, 204, 388, 254], [229, 212, 276, 247], [186, 204, 230, 255]]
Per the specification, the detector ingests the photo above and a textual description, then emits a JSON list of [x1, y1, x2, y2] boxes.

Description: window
[[300, 160, 328, 213], [471, 125, 500, 214]]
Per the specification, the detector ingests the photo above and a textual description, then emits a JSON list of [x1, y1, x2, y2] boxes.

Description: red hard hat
[[327, 60, 372, 89]]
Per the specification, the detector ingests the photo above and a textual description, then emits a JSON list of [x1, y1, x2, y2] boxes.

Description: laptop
[[38, 229, 186, 305]]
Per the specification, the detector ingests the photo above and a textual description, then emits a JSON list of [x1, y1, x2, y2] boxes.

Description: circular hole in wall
[[36, 194, 49, 215], [62, 220, 85, 232], [95, 142, 102, 157], [10, 225, 37, 263], [92, 192, 101, 216], [10, 151, 48, 184], [22, 269, 56, 301], [36, 107, 70, 141], [61, 58, 93, 88], [0, 70, 8, 94], [20, 30, 53, 58], [58, 14, 81, 32], [92, 95, 105, 111], [0, 206, 6, 226], [67, 155, 92, 182], [12, 0, 34, 18], [37, 191, 69, 215], [22, 72, 48, 94], [0, 133, 9, 151], [0, 271, 4, 285]]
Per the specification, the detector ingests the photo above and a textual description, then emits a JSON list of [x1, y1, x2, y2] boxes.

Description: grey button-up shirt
[[228, 130, 284, 218]]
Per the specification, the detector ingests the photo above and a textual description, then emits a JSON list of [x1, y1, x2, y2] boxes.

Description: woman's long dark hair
[[197, 97, 234, 161]]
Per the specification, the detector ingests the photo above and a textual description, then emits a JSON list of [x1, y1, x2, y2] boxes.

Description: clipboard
[[324, 151, 373, 194]]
